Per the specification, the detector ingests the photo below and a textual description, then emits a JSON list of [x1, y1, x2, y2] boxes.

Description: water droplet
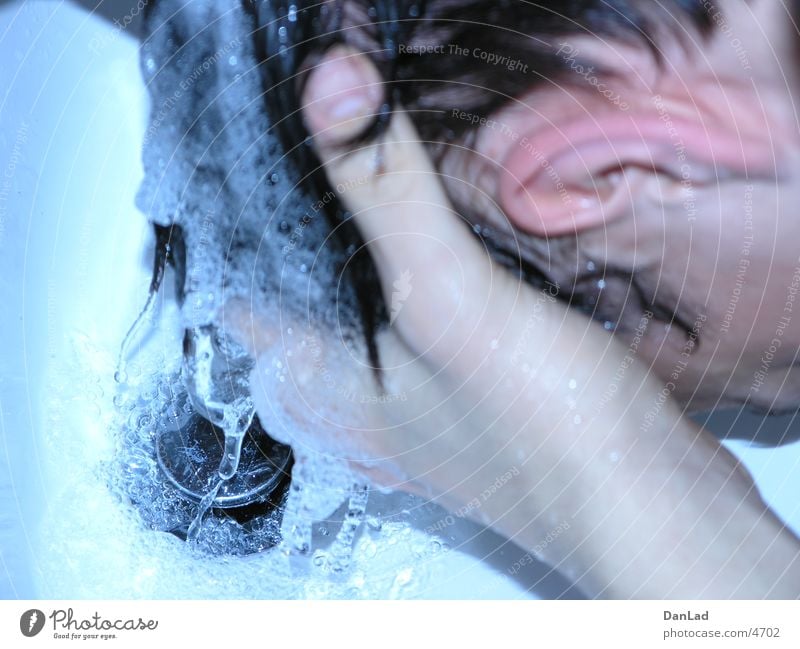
[[218, 432, 246, 480], [573, 414, 582, 425], [489, 339, 499, 350], [299, 264, 308, 273], [362, 540, 378, 559], [228, 55, 238, 66], [288, 4, 298, 22], [597, 279, 606, 290], [568, 379, 577, 390], [586, 260, 596, 272], [603, 321, 615, 331], [392, 568, 413, 592], [135, 412, 154, 429]]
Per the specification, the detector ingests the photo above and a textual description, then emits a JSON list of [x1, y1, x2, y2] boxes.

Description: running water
[[114, 292, 156, 384], [219, 431, 246, 480], [325, 485, 370, 573], [181, 325, 257, 530], [186, 479, 224, 541]]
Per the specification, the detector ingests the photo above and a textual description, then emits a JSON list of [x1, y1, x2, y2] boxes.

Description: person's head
[[286, 0, 800, 414]]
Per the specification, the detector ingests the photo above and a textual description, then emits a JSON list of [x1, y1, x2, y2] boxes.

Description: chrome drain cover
[[156, 413, 292, 509]]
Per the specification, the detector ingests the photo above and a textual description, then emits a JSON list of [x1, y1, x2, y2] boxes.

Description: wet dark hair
[[245, 0, 714, 360], [261, 0, 712, 142]]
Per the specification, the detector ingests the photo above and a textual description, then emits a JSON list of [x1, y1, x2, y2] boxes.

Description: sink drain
[[155, 411, 292, 509], [115, 371, 293, 554]]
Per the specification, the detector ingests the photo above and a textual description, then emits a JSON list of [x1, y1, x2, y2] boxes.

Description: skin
[[225, 0, 800, 597]]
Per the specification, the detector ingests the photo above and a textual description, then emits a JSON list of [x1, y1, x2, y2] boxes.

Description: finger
[[302, 47, 501, 352], [222, 298, 381, 457], [302, 46, 478, 253]]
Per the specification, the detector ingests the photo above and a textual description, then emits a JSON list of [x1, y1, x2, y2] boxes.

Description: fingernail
[[303, 46, 383, 139]]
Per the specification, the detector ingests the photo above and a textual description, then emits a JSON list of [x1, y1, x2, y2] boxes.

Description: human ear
[[497, 108, 764, 237]]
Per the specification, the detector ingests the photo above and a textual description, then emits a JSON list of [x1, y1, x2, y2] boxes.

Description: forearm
[[503, 414, 800, 598], [441, 307, 800, 598]]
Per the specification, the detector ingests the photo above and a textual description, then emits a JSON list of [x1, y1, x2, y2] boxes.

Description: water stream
[[181, 325, 257, 530], [325, 485, 370, 573], [186, 479, 224, 541]]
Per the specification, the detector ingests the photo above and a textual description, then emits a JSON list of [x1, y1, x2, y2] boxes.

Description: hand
[[226, 45, 624, 514], [225, 46, 800, 598]]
